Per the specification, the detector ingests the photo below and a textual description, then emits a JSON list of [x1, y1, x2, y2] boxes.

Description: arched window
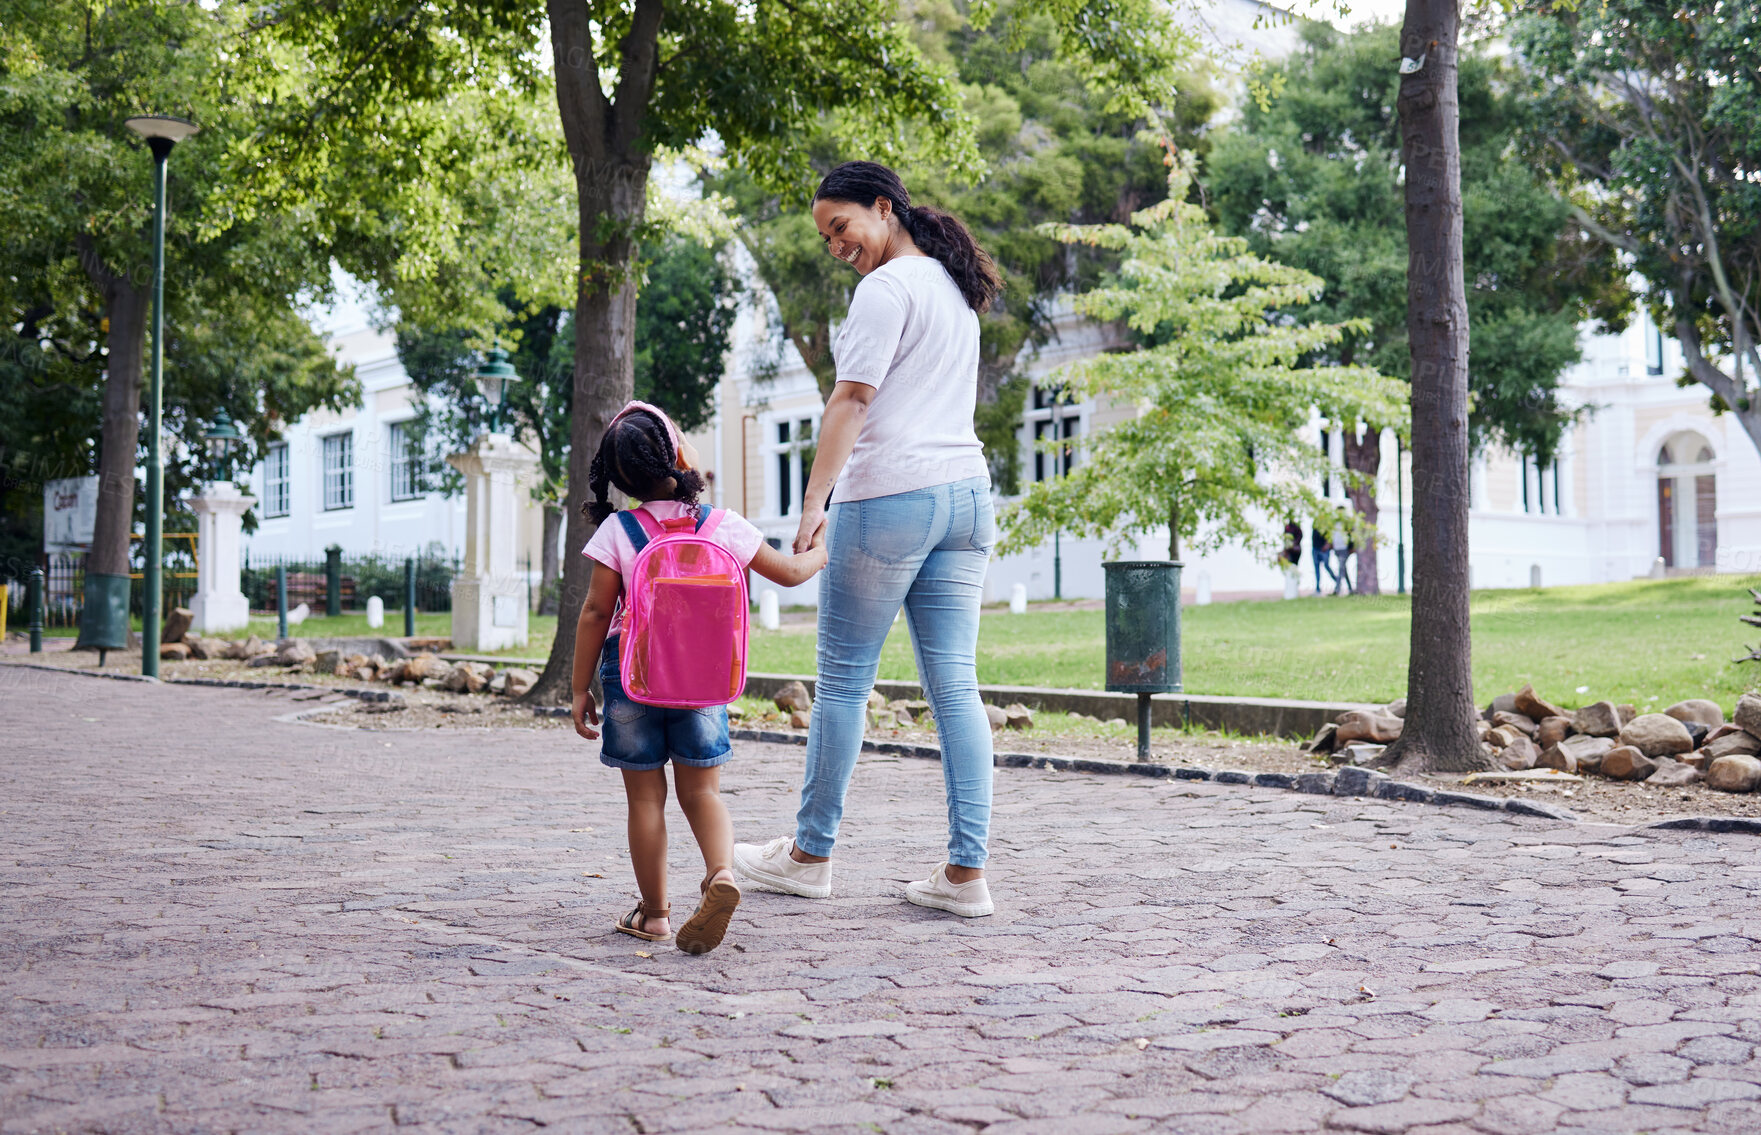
[[1656, 433, 1716, 569]]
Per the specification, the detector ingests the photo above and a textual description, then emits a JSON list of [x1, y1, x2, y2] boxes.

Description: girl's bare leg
[[622, 768, 671, 935], [672, 765, 734, 886]]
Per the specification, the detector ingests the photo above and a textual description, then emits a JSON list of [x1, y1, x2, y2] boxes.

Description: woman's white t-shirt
[[829, 255, 988, 504]]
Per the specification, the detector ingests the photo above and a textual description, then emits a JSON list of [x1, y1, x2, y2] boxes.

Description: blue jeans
[[598, 637, 731, 770], [795, 476, 996, 867]]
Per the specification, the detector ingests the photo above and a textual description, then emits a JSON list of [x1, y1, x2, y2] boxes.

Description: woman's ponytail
[[901, 205, 1001, 314], [814, 161, 1001, 314]]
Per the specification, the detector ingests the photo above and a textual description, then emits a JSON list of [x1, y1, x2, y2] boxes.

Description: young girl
[[572, 401, 826, 955]]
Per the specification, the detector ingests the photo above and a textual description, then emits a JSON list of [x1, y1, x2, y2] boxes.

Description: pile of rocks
[[761, 681, 1033, 733], [1308, 686, 1761, 793]]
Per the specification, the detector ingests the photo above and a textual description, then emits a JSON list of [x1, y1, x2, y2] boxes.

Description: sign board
[[493, 594, 519, 628], [44, 476, 98, 552]]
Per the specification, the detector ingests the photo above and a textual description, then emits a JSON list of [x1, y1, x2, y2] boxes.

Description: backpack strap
[[617, 509, 660, 553], [695, 508, 724, 539]]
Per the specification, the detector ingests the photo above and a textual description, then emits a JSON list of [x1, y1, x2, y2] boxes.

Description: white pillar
[[189, 483, 255, 633], [447, 433, 539, 652]]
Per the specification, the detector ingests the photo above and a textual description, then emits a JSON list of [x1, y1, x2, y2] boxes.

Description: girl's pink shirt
[[582, 500, 767, 636]]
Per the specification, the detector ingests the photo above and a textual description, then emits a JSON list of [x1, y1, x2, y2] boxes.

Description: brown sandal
[[675, 872, 741, 956], [614, 900, 671, 942]]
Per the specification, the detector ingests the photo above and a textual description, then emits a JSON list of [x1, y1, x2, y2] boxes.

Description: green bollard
[[276, 565, 288, 641], [28, 567, 44, 654], [403, 558, 415, 638], [324, 545, 342, 618], [1103, 560, 1184, 761]]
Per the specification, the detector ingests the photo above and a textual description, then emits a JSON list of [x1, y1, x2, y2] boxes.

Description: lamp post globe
[[124, 113, 198, 679], [472, 345, 520, 436], [204, 407, 243, 484]]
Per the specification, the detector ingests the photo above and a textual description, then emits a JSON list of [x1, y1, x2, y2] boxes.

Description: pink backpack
[[615, 508, 750, 708]]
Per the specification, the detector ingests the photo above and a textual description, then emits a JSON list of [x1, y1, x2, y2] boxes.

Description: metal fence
[[240, 550, 460, 613]]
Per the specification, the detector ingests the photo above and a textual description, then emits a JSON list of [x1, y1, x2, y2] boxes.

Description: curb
[[15, 661, 1760, 835]]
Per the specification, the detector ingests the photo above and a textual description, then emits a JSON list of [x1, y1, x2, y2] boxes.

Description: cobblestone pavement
[[7, 669, 1761, 1134]]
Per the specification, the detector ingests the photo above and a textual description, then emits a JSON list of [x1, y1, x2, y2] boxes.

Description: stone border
[[16, 660, 1760, 834]]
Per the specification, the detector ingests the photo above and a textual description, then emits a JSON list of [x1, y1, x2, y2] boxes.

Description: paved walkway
[[5, 670, 1761, 1134]]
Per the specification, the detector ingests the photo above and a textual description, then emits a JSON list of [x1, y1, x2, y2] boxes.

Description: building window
[[388, 421, 426, 502], [262, 443, 290, 517], [322, 432, 354, 511], [1025, 383, 1083, 484], [768, 417, 818, 517], [1646, 320, 1665, 376]]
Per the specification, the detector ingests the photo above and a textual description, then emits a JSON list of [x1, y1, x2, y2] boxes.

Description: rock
[[381, 660, 409, 685], [1664, 699, 1725, 728], [183, 635, 212, 660], [314, 649, 343, 675], [1483, 692, 1519, 721], [1684, 721, 1710, 747], [1336, 710, 1403, 745], [1540, 734, 1615, 775], [1106, 718, 1127, 728], [1536, 716, 1573, 748], [400, 653, 447, 684], [1679, 750, 1709, 771], [1647, 759, 1702, 788], [1491, 711, 1539, 737], [241, 634, 274, 659], [158, 641, 191, 661], [440, 661, 491, 694], [985, 705, 1008, 731], [870, 708, 899, 730], [1501, 736, 1540, 771], [904, 699, 932, 722], [1474, 718, 1492, 740], [1707, 730, 1761, 759], [1600, 746, 1657, 781], [1572, 701, 1623, 738], [1618, 713, 1695, 758], [1737, 694, 1761, 741], [1341, 743, 1385, 765], [246, 653, 284, 669], [500, 668, 538, 698], [867, 690, 887, 710], [161, 607, 193, 644], [1707, 754, 1761, 794], [1707, 723, 1742, 744], [1617, 703, 1637, 726], [273, 639, 316, 666], [1484, 725, 1517, 749], [774, 681, 813, 714], [789, 709, 811, 729], [1302, 723, 1339, 754], [1004, 703, 1033, 730], [1384, 698, 1407, 718], [487, 670, 507, 695], [1514, 683, 1567, 722]]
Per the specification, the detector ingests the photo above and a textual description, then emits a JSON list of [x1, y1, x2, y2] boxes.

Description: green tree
[[1, 2, 357, 607], [1208, 20, 1627, 594], [396, 236, 739, 611], [714, 0, 1215, 494], [1515, 0, 1761, 461], [999, 148, 1409, 564]]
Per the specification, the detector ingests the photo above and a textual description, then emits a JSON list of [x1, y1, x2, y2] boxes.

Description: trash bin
[[75, 571, 132, 664], [1103, 560, 1183, 759]]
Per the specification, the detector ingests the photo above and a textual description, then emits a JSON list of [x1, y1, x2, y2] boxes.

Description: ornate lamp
[[204, 407, 243, 483], [472, 345, 520, 435]]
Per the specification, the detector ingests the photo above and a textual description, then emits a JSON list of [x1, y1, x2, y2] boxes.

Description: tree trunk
[[86, 280, 147, 577], [524, 0, 662, 706], [537, 502, 562, 616], [1343, 424, 1381, 596], [1376, 0, 1486, 774]]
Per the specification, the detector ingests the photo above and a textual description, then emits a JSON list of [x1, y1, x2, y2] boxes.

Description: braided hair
[[813, 161, 1002, 314], [583, 408, 706, 524]]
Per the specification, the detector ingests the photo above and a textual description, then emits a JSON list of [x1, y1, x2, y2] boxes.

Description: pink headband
[[608, 400, 683, 458]]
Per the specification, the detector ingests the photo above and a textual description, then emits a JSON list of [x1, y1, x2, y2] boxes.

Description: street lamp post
[[473, 345, 518, 435], [124, 114, 198, 678], [203, 406, 242, 483]]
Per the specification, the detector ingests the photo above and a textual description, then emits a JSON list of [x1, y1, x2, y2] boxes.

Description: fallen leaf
[[1133, 1037, 1150, 1050], [582, 872, 604, 878], [635, 951, 652, 958]]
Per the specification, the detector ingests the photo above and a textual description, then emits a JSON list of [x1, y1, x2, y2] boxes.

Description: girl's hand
[[793, 504, 827, 556], [573, 690, 600, 740]]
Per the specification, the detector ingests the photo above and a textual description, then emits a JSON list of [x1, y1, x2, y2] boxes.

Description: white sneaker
[[905, 863, 994, 918], [732, 835, 832, 898]]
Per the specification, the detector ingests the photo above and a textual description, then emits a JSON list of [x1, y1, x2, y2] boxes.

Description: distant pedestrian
[[570, 402, 827, 954], [1332, 522, 1355, 595], [1310, 524, 1337, 594]]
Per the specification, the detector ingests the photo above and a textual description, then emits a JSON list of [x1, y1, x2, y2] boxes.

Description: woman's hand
[[793, 505, 827, 556], [572, 690, 600, 741]]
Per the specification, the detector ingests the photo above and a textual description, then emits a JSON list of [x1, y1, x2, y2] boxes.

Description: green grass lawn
[[91, 575, 1759, 709], [742, 575, 1761, 710]]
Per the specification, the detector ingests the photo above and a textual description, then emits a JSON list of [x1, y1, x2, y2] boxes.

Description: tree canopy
[[1514, 0, 1761, 459], [1000, 147, 1409, 563]]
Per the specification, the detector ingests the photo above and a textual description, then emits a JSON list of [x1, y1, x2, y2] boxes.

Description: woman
[[733, 161, 1001, 917]]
